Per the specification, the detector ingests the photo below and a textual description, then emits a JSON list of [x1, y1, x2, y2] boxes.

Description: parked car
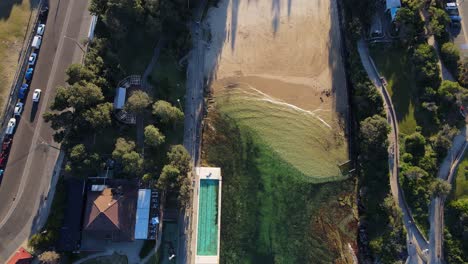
[[25, 67, 34, 81], [32, 35, 42, 49], [28, 52, 37, 66], [446, 2, 462, 23], [0, 169, 4, 184], [37, 24, 46, 35], [2, 138, 12, 152], [32, 89, 41, 102], [5, 118, 16, 135], [18, 84, 29, 100], [0, 153, 7, 168], [14, 102, 24, 116]]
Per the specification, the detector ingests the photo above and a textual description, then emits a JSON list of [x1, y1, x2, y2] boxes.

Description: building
[[134, 189, 160, 240], [7, 247, 33, 264], [82, 185, 137, 242]]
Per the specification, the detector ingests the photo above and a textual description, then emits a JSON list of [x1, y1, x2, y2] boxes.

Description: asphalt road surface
[[453, 0, 468, 57], [0, 0, 91, 261]]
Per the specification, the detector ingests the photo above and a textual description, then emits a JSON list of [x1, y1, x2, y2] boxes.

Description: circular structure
[[113, 75, 142, 125]]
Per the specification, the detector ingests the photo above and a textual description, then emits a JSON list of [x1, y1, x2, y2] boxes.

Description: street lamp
[[177, 98, 183, 109]]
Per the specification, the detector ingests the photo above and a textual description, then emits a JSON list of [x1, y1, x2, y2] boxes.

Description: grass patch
[[370, 45, 418, 135], [453, 154, 468, 199], [139, 240, 156, 259], [202, 108, 357, 263], [149, 52, 186, 104], [82, 253, 128, 264], [0, 0, 36, 118], [213, 86, 348, 182]]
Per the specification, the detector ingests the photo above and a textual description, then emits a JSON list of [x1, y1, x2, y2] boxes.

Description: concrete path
[[358, 39, 429, 264]]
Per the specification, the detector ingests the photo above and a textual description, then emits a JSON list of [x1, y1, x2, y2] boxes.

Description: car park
[[18, 84, 29, 100], [14, 102, 24, 116], [5, 118, 16, 135], [37, 24, 46, 36], [32, 35, 42, 49], [25, 67, 34, 81], [32, 89, 42, 102], [28, 53, 37, 66]]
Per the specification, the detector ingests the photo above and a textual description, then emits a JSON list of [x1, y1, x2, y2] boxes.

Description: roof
[[57, 179, 85, 251], [113, 87, 126, 110], [390, 7, 400, 20], [134, 189, 151, 239], [7, 247, 33, 264], [83, 185, 137, 241], [386, 0, 401, 10]]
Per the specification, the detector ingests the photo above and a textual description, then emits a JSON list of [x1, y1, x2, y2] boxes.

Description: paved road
[[428, 126, 467, 264], [0, 0, 91, 261], [357, 40, 429, 264], [180, 1, 209, 263], [453, 0, 468, 57]]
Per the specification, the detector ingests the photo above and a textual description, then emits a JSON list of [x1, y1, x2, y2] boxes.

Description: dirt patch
[[205, 0, 348, 116]]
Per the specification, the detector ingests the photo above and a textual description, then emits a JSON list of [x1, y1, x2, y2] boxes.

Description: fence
[[0, 0, 45, 141]]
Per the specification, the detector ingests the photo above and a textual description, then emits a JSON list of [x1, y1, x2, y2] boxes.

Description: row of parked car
[[0, 6, 49, 182]]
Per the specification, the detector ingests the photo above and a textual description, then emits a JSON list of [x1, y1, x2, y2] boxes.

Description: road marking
[[0, 0, 75, 229]]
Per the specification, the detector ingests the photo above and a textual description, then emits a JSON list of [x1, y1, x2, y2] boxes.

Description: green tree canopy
[[144, 125, 165, 147], [66, 63, 96, 85], [359, 115, 391, 156], [51, 82, 104, 111], [152, 100, 184, 124], [38, 251, 60, 264], [429, 7, 450, 38], [430, 178, 452, 196], [413, 44, 440, 86], [157, 164, 180, 190], [167, 144, 191, 175], [112, 138, 136, 160], [82, 102, 113, 129], [441, 42, 460, 73], [122, 151, 143, 175], [404, 132, 426, 159], [125, 90, 152, 113]]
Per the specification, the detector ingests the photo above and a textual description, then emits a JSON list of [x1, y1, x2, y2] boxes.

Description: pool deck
[[194, 167, 222, 264]]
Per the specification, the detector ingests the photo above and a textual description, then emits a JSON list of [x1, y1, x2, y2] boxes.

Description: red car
[[0, 152, 8, 168]]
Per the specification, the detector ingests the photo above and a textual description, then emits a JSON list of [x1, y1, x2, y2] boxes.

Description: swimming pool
[[196, 179, 219, 256]]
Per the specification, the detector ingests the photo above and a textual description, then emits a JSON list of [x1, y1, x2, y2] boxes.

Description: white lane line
[[0, 0, 75, 229]]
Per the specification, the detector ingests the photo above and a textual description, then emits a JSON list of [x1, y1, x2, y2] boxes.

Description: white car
[[36, 24, 45, 35], [14, 102, 24, 116], [28, 52, 37, 65], [32, 35, 42, 49], [32, 89, 41, 102], [5, 118, 16, 135]]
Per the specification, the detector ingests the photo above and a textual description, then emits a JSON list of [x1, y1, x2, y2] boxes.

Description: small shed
[[134, 189, 151, 240], [386, 0, 401, 21]]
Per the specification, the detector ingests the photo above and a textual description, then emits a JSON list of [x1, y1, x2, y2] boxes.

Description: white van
[[5, 118, 16, 135], [31, 35, 42, 49]]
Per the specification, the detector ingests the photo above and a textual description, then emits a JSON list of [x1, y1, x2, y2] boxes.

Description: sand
[[204, 0, 348, 121]]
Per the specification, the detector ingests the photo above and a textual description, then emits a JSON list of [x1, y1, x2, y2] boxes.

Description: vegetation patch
[[82, 253, 128, 264], [202, 108, 357, 263]]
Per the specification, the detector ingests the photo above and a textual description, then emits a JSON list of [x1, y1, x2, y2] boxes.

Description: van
[[32, 35, 42, 49], [5, 118, 16, 135]]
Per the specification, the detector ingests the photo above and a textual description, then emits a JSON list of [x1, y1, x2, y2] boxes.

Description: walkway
[[357, 40, 429, 263], [428, 126, 467, 264]]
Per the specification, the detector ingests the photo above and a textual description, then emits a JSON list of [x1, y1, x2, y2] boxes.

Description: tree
[[152, 100, 184, 124], [144, 125, 165, 147], [404, 132, 426, 159], [359, 115, 391, 156], [82, 102, 113, 129], [70, 144, 86, 162], [125, 90, 152, 113], [66, 64, 95, 85], [122, 151, 143, 175], [167, 145, 191, 174], [430, 178, 452, 196], [112, 138, 136, 160], [38, 251, 60, 264], [458, 58, 468, 87], [441, 42, 460, 73], [157, 164, 180, 190], [142, 173, 154, 183], [51, 82, 104, 111], [413, 44, 441, 87], [429, 7, 450, 38]]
